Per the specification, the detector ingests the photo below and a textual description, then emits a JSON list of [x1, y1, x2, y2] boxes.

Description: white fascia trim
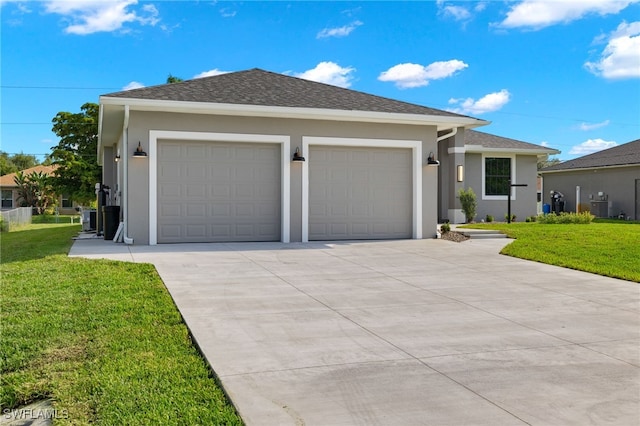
[[148, 130, 290, 245], [481, 153, 517, 201], [301, 136, 422, 243], [465, 145, 560, 155], [539, 163, 639, 174], [100, 96, 488, 130]]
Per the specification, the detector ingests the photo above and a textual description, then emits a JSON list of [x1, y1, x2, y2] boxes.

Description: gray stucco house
[[539, 139, 640, 220], [97, 68, 555, 244]]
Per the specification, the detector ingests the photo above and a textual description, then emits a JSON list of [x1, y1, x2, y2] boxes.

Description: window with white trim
[[61, 194, 72, 208], [1, 190, 13, 208], [485, 157, 511, 196]]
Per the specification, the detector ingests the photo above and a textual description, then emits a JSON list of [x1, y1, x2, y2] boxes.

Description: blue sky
[[2, 0, 639, 163]]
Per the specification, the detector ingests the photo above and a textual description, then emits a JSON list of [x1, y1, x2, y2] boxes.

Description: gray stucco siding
[[464, 153, 539, 222], [118, 110, 439, 244]]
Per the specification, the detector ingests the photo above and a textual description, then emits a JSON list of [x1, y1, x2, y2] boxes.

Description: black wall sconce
[[114, 154, 121, 163], [292, 147, 305, 162], [133, 142, 147, 157], [427, 152, 440, 166]]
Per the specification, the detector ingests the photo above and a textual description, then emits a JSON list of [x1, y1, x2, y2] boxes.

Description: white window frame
[[301, 136, 422, 242], [1, 190, 13, 208], [482, 153, 516, 201], [148, 130, 290, 245]]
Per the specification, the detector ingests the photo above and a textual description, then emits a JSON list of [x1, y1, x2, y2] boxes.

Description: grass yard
[[462, 220, 640, 282], [0, 223, 243, 425]]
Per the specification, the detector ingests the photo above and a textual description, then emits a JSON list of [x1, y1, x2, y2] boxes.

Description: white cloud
[[378, 60, 468, 89], [294, 62, 355, 88], [497, 0, 636, 30], [219, 7, 236, 18], [43, 0, 160, 35], [475, 2, 487, 13], [540, 141, 550, 147], [569, 138, 617, 155], [193, 69, 230, 79], [441, 4, 471, 21], [585, 21, 640, 79], [578, 119, 610, 131], [123, 81, 144, 90], [317, 20, 363, 39], [448, 89, 511, 115]]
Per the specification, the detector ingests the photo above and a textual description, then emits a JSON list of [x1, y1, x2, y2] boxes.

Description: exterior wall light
[[457, 165, 464, 182], [427, 152, 440, 166], [133, 142, 147, 157], [115, 155, 121, 163], [292, 147, 305, 162]]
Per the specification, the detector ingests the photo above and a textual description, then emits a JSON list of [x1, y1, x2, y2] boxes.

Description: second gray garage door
[[308, 145, 412, 240], [157, 140, 281, 243]]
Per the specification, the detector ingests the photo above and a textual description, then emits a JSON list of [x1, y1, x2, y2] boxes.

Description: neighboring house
[[539, 139, 640, 220], [98, 68, 555, 245], [0, 165, 78, 214]]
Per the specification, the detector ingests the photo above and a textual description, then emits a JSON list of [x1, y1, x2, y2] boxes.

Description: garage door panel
[[158, 141, 280, 243], [309, 145, 411, 241]]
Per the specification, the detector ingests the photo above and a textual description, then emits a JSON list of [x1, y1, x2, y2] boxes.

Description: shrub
[[537, 212, 595, 224], [505, 213, 516, 222], [485, 214, 494, 223], [458, 187, 477, 223], [440, 223, 451, 233], [525, 216, 537, 223]]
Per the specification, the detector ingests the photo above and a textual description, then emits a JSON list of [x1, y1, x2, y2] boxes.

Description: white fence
[[0, 207, 32, 231]]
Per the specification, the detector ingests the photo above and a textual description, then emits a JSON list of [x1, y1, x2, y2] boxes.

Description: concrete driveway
[[70, 237, 640, 425]]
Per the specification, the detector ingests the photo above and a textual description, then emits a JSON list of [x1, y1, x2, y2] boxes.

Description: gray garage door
[[157, 140, 281, 243], [309, 145, 412, 240]]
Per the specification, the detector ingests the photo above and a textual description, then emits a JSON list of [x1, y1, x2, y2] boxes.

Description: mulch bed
[[440, 231, 470, 242]]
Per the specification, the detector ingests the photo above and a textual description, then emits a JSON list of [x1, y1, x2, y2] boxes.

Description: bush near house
[[458, 187, 477, 223], [537, 211, 594, 224]]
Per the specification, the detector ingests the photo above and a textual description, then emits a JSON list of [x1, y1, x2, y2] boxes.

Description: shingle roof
[[466, 130, 553, 151], [0, 165, 57, 187], [541, 139, 640, 171], [103, 68, 474, 119]]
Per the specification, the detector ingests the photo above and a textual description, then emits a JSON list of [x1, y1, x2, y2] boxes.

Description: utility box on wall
[[590, 200, 611, 218]]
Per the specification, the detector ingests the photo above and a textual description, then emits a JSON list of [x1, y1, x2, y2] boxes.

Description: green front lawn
[[462, 220, 640, 282], [0, 223, 242, 425]]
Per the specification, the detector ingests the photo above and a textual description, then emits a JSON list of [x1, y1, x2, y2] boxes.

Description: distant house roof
[[540, 139, 640, 172], [103, 68, 475, 119], [0, 165, 57, 188], [465, 130, 559, 155]]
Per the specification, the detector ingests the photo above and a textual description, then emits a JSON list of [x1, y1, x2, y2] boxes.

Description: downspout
[[122, 105, 134, 244], [437, 127, 457, 142]]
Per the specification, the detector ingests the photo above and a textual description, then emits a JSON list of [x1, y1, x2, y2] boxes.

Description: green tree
[[13, 170, 55, 214], [458, 187, 477, 223], [0, 151, 18, 175], [49, 102, 101, 205], [10, 152, 39, 171], [538, 156, 561, 170], [166, 74, 183, 83]]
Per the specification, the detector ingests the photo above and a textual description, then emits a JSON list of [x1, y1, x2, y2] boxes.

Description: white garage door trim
[[301, 136, 422, 242], [149, 130, 290, 245]]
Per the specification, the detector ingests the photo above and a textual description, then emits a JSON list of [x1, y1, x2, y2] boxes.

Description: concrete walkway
[[69, 237, 640, 425]]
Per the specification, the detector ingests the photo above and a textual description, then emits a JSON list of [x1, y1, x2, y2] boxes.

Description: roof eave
[[539, 163, 640, 174], [465, 145, 560, 155], [99, 96, 489, 130]]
